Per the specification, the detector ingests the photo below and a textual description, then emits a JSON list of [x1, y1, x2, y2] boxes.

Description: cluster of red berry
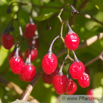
[[41, 26, 90, 95], [1, 19, 38, 82]]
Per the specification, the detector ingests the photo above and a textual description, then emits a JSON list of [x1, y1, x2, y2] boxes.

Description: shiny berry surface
[[42, 53, 58, 74], [8, 51, 23, 60], [87, 88, 94, 100], [1, 33, 14, 49], [19, 64, 36, 82], [52, 74, 68, 95], [67, 82, 77, 95], [78, 73, 90, 88], [29, 38, 39, 48], [24, 48, 38, 62], [9, 56, 24, 74], [64, 32, 79, 50], [42, 68, 59, 84], [24, 23, 37, 39], [69, 61, 85, 79], [66, 79, 73, 92]]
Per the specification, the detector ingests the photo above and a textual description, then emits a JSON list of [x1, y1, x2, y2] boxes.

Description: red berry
[[42, 53, 58, 74], [52, 74, 68, 94], [66, 79, 73, 92], [67, 82, 77, 95], [8, 50, 23, 60], [78, 73, 90, 88], [87, 88, 94, 100], [42, 68, 59, 84], [64, 32, 79, 50], [24, 23, 37, 39], [19, 64, 36, 82], [69, 61, 85, 79], [1, 33, 14, 49], [9, 56, 24, 74], [29, 38, 39, 48], [24, 48, 38, 62]]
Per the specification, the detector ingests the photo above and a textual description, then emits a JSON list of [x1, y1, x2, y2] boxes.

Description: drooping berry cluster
[[41, 21, 90, 95], [1, 18, 39, 82]]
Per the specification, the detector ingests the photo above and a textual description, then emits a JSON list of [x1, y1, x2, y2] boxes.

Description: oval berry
[[52, 74, 68, 95], [8, 51, 23, 60], [24, 23, 37, 39], [66, 79, 73, 92], [67, 82, 77, 95], [19, 64, 36, 82], [69, 61, 85, 79], [64, 32, 79, 50], [1, 33, 14, 49], [9, 56, 24, 74], [42, 68, 59, 84], [24, 48, 38, 62], [42, 53, 58, 74], [78, 73, 90, 88]]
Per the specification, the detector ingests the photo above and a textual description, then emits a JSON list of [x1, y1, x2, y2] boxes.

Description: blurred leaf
[[33, 12, 55, 21], [11, 100, 32, 103], [92, 0, 103, 12], [93, 73, 103, 101]]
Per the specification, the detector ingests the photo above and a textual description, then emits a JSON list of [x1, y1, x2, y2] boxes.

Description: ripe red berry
[[9, 56, 24, 74], [8, 50, 23, 60], [42, 53, 58, 74], [42, 68, 59, 84], [78, 73, 90, 88], [52, 74, 68, 94], [87, 88, 94, 100], [24, 48, 38, 62], [1, 33, 14, 49], [67, 82, 77, 95], [64, 32, 79, 50], [29, 38, 39, 48], [66, 79, 73, 92], [19, 64, 36, 82], [24, 23, 37, 39], [69, 61, 85, 79]]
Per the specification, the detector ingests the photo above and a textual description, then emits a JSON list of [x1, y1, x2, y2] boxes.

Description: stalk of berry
[[69, 51, 85, 79], [19, 53, 36, 82], [64, 21, 79, 50], [9, 47, 24, 74], [52, 55, 68, 94], [42, 35, 59, 74], [8, 45, 23, 60]]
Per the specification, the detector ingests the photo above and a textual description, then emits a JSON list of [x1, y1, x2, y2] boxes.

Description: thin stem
[[59, 55, 69, 75], [72, 50, 79, 62], [48, 35, 60, 54], [62, 21, 74, 33], [84, 51, 103, 67], [14, 47, 19, 57], [63, 3, 79, 14]]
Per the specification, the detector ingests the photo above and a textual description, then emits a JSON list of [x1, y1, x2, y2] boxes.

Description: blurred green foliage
[[0, 0, 103, 103]]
